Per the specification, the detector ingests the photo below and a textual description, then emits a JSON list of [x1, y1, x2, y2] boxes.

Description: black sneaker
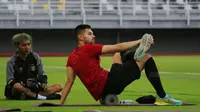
[[46, 94, 61, 100]]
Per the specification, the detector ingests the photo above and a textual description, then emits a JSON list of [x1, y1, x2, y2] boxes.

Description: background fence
[[0, 0, 200, 28], [0, 28, 200, 56]]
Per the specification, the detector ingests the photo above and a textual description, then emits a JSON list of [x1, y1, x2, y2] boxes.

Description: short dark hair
[[12, 33, 32, 46], [74, 24, 91, 37]]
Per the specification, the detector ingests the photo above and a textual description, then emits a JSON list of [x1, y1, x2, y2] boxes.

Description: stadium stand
[[0, 0, 200, 28]]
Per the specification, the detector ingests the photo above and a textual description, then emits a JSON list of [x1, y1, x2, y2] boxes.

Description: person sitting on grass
[[60, 24, 182, 105], [4, 33, 63, 100]]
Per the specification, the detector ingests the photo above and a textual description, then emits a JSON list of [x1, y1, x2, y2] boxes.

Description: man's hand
[[147, 34, 154, 45], [41, 83, 48, 91]]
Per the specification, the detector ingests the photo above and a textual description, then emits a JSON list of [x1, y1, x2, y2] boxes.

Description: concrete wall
[[0, 29, 200, 55]]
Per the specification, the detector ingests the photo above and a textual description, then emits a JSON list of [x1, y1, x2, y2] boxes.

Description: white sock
[[37, 94, 47, 100]]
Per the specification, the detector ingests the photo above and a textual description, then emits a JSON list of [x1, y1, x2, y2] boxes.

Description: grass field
[[0, 56, 200, 112]]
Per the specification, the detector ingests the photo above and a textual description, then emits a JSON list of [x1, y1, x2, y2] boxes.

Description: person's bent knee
[[13, 83, 26, 93], [144, 54, 152, 59], [140, 54, 152, 62], [12, 83, 32, 100], [55, 84, 63, 92]]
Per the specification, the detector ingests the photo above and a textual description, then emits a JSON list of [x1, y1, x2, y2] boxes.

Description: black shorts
[[102, 59, 141, 96], [4, 84, 37, 100]]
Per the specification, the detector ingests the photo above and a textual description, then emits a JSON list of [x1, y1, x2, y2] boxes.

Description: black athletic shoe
[[46, 94, 61, 100]]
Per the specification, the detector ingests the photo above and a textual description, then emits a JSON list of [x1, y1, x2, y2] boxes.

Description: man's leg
[[140, 55, 182, 105], [122, 50, 182, 105], [121, 48, 182, 105], [133, 33, 182, 105], [120, 50, 166, 97], [105, 52, 141, 96], [135, 54, 166, 98], [13, 83, 47, 100], [113, 53, 122, 64], [120, 33, 165, 97], [39, 84, 62, 96]]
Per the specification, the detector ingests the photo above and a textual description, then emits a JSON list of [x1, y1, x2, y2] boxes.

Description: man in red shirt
[[60, 24, 182, 105]]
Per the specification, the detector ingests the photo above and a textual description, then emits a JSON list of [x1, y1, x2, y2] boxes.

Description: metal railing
[[0, 0, 200, 27]]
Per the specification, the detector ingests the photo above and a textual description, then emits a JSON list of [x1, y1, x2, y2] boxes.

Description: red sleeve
[[85, 44, 103, 56], [66, 55, 72, 67]]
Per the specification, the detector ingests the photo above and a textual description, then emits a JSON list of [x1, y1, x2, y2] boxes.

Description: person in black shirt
[[5, 33, 63, 100]]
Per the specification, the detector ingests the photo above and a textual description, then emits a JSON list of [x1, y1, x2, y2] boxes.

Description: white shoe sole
[[134, 33, 152, 61]]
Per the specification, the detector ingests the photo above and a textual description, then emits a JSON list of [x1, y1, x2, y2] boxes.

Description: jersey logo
[[30, 64, 36, 71], [19, 67, 23, 73]]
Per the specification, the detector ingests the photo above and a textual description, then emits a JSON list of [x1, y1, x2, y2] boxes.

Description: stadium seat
[[23, 0, 29, 3], [59, 0, 63, 3], [162, 4, 168, 10], [149, 0, 156, 4], [101, 0, 108, 4], [43, 4, 49, 10], [15, 4, 22, 10], [32, 0, 37, 3], [106, 4, 114, 10], [185, 4, 192, 10], [7, 4, 14, 10], [57, 5, 63, 10], [135, 5, 143, 11], [8, 4, 29, 11], [22, 4, 29, 10], [176, 0, 184, 4], [2, 0, 8, 3]]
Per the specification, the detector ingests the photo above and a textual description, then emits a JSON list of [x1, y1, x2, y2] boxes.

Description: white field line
[[44, 66, 200, 76]]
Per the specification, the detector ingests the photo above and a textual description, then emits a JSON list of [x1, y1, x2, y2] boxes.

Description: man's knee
[[136, 54, 152, 71], [144, 54, 152, 61], [13, 83, 26, 92], [5, 83, 30, 100], [54, 84, 63, 92], [139, 54, 152, 63], [13, 83, 32, 95]]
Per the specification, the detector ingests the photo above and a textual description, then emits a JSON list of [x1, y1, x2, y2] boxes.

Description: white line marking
[[45, 66, 65, 69], [158, 72, 200, 76], [44, 66, 200, 76]]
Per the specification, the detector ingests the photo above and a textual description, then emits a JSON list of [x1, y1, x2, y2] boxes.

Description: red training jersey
[[66, 44, 109, 101]]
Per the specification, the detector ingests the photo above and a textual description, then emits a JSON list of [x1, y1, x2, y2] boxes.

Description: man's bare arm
[[60, 66, 76, 105], [102, 39, 141, 54]]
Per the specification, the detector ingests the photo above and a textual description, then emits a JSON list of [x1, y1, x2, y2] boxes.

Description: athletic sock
[[36, 94, 47, 100], [144, 57, 166, 98]]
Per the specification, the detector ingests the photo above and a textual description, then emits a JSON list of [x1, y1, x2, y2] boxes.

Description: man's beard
[[84, 39, 95, 44], [19, 50, 30, 55], [91, 40, 95, 44]]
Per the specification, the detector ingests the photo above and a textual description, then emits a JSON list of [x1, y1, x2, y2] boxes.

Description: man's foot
[[154, 93, 182, 105], [46, 93, 61, 100], [134, 33, 153, 61]]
